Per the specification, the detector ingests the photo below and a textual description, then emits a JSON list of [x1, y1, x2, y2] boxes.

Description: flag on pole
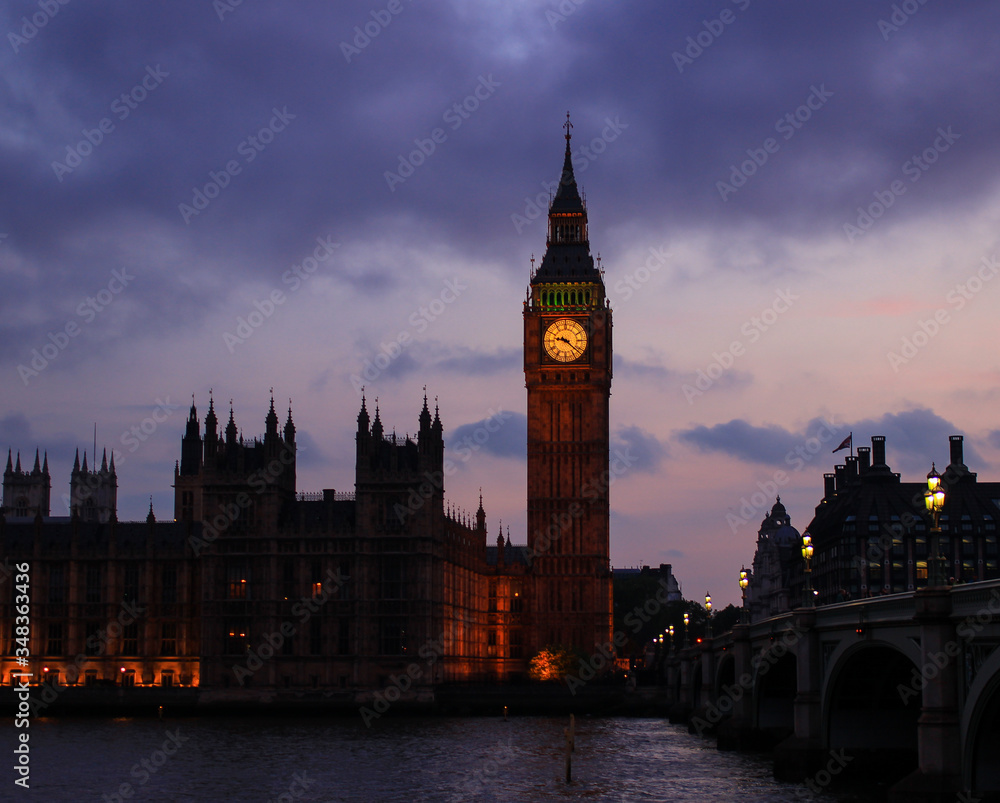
[[832, 433, 852, 454]]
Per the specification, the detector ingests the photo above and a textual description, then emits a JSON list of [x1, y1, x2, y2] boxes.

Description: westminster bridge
[[663, 580, 1000, 802]]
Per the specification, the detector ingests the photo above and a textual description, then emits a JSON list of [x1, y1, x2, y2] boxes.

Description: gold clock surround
[[543, 318, 588, 362]]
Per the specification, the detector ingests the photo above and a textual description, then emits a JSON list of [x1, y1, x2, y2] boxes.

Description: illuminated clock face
[[544, 318, 588, 362]]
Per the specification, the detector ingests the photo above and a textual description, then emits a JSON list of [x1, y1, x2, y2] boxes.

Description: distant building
[[0, 123, 616, 694], [743, 435, 1000, 616], [747, 497, 802, 621], [612, 563, 682, 603], [807, 435, 1000, 601]]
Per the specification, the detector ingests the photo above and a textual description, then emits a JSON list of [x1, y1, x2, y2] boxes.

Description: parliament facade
[[0, 125, 614, 695]]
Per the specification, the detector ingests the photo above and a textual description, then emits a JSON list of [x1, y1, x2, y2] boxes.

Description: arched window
[[14, 496, 28, 517]]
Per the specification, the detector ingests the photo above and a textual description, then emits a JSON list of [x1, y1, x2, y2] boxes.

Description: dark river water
[[13, 715, 869, 802]]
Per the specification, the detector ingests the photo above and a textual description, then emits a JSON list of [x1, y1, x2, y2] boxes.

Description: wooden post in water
[[564, 714, 576, 783], [564, 724, 572, 783]]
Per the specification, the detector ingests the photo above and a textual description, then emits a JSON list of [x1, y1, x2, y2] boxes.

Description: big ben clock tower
[[524, 115, 613, 658]]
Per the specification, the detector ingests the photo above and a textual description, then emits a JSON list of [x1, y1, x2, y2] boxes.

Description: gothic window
[[85, 563, 102, 604], [224, 621, 250, 654], [160, 623, 177, 656], [14, 496, 28, 517], [379, 619, 407, 655], [227, 564, 249, 599], [122, 563, 139, 603], [161, 564, 178, 604], [488, 580, 497, 613], [380, 557, 405, 600], [121, 622, 139, 655], [46, 623, 63, 655], [309, 618, 322, 655], [48, 563, 66, 604]]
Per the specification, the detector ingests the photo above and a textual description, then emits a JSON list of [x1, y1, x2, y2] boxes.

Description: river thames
[[14, 715, 878, 802]]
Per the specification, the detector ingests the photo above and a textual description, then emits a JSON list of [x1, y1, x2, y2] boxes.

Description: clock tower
[[524, 116, 613, 659]]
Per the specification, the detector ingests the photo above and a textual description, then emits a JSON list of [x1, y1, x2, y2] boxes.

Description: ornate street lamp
[[704, 593, 713, 638], [801, 532, 814, 608], [739, 567, 749, 623], [925, 463, 947, 587], [682, 612, 690, 648], [668, 624, 675, 655]]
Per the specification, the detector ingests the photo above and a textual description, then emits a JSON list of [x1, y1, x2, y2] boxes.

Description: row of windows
[[541, 289, 592, 308], [6, 670, 189, 687], [6, 621, 181, 657], [224, 618, 351, 656]]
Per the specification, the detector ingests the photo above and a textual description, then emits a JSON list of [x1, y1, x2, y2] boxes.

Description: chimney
[[871, 436, 887, 467], [835, 464, 846, 491], [823, 473, 836, 499], [857, 447, 871, 474], [845, 455, 858, 483], [949, 435, 966, 468]]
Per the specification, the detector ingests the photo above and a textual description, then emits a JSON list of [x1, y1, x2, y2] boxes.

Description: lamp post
[[704, 593, 713, 639], [801, 532, 814, 608], [925, 463, 947, 587], [682, 612, 690, 648], [739, 567, 749, 624], [668, 624, 675, 655]]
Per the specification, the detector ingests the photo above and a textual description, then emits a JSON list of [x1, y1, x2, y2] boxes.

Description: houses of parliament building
[[0, 124, 615, 696]]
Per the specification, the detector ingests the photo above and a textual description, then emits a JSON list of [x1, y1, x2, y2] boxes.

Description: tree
[[528, 645, 579, 682]]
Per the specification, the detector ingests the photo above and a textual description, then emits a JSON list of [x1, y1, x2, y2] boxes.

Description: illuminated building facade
[[0, 125, 615, 695]]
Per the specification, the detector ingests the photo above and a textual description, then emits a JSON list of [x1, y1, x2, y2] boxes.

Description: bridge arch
[[962, 646, 1000, 794], [754, 645, 796, 737], [824, 641, 920, 753], [715, 652, 736, 698]]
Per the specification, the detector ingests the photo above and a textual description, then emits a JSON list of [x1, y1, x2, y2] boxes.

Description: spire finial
[[564, 111, 573, 145]]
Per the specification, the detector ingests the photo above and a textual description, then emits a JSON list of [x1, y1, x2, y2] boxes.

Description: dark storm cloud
[[3, 0, 1000, 375], [677, 408, 979, 477], [612, 425, 666, 474], [0, 412, 77, 466], [448, 411, 525, 460]]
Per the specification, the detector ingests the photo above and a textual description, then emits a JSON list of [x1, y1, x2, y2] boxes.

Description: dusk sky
[[3, 0, 1000, 606]]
